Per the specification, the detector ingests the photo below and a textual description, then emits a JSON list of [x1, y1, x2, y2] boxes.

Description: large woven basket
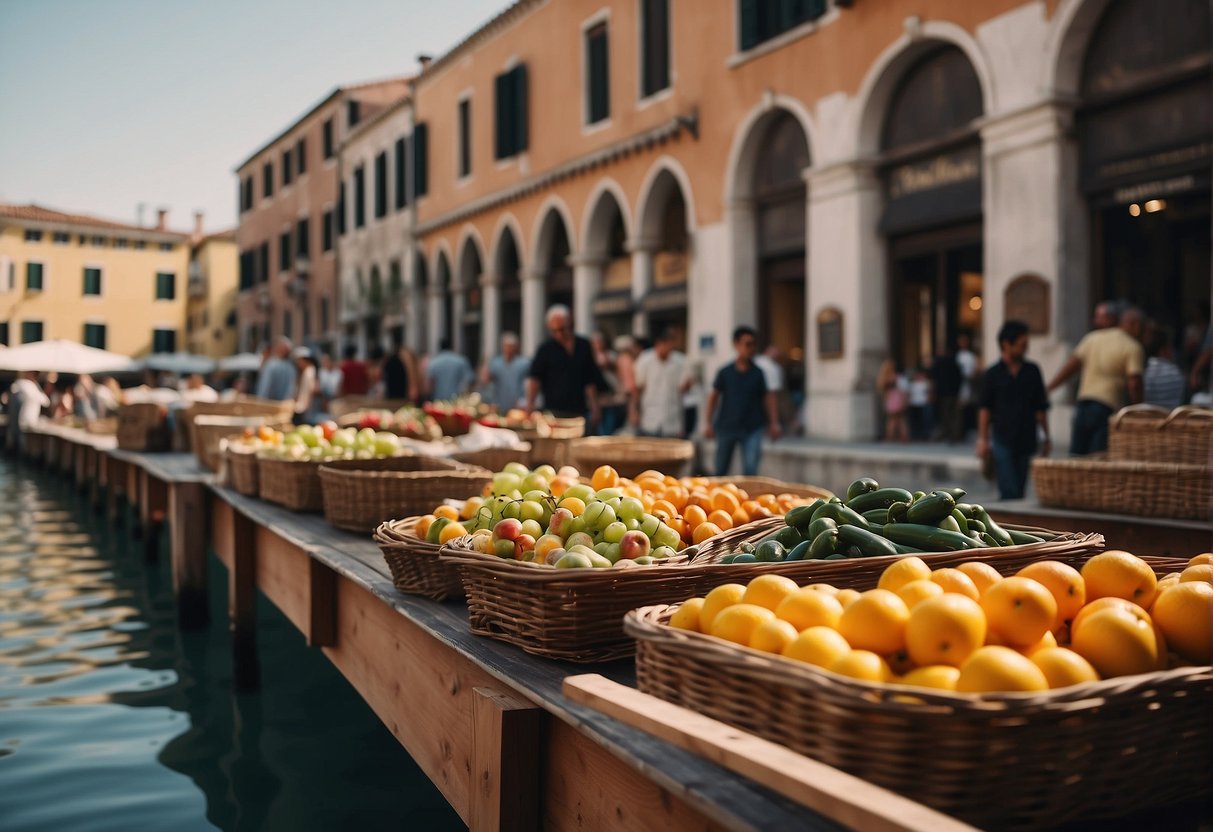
[[1033, 452, 1210, 521], [193, 415, 290, 472], [85, 417, 118, 435], [1108, 404, 1212, 464], [329, 396, 411, 420], [116, 403, 171, 451], [256, 455, 326, 511], [626, 554, 1208, 831], [374, 517, 465, 602], [569, 436, 695, 479], [184, 398, 293, 452], [224, 443, 260, 496], [318, 456, 491, 533], [450, 443, 532, 473]]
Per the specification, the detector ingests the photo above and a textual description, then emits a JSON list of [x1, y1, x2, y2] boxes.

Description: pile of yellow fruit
[[669, 551, 1212, 693]]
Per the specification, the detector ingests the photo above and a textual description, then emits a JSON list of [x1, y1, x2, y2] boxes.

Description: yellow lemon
[[669, 598, 705, 632], [699, 584, 747, 633], [709, 603, 775, 645], [742, 574, 800, 612], [782, 626, 851, 668], [749, 618, 799, 654]]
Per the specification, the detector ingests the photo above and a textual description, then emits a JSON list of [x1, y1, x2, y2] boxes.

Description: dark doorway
[[890, 226, 982, 370]]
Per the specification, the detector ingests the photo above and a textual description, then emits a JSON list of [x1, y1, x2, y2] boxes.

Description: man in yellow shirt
[[1047, 306, 1144, 455]]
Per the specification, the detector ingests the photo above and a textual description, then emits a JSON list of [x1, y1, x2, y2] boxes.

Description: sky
[[0, 0, 505, 235]]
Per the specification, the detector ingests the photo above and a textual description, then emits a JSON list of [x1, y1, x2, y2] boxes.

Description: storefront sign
[[816, 307, 844, 359], [1004, 274, 1050, 335], [886, 146, 980, 200], [654, 251, 687, 287]]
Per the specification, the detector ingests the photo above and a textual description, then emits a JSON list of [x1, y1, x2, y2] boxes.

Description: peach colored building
[[234, 77, 410, 356], [403, 0, 1210, 442]]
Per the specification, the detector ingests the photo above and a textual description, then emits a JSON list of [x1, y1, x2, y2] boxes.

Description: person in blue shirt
[[425, 339, 475, 402], [483, 332, 530, 413], [704, 326, 781, 476], [255, 337, 297, 402]]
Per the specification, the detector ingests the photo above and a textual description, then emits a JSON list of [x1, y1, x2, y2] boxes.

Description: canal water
[[0, 458, 465, 831]]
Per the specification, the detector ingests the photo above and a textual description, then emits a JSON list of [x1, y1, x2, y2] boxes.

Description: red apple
[[513, 534, 536, 558], [494, 519, 523, 541], [619, 530, 652, 560], [320, 420, 338, 441]]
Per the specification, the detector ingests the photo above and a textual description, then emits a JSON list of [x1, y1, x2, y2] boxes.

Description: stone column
[[803, 160, 886, 441], [480, 269, 501, 365], [521, 267, 545, 355], [627, 237, 659, 340], [570, 254, 605, 337], [450, 287, 466, 356], [725, 197, 759, 331], [426, 284, 445, 355]]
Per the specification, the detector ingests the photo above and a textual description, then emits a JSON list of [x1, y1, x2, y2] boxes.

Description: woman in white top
[[292, 347, 320, 425]]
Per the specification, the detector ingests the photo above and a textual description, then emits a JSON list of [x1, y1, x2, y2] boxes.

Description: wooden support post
[[470, 688, 542, 832], [169, 481, 210, 629], [307, 558, 337, 647], [141, 471, 167, 561], [229, 509, 259, 691]]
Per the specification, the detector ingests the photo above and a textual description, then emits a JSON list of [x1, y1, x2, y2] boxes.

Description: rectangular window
[[323, 209, 334, 252], [263, 161, 274, 197], [337, 183, 348, 235], [586, 23, 610, 125], [83, 323, 106, 349], [279, 230, 292, 272], [246, 176, 255, 210], [239, 250, 254, 290], [26, 262, 44, 291], [239, 177, 249, 213], [135, 240, 146, 250], [738, 0, 827, 51], [394, 137, 409, 209], [258, 242, 269, 282], [0, 322, 8, 346], [115, 238, 129, 249], [91, 235, 106, 246], [296, 217, 310, 259], [458, 98, 472, 176], [320, 296, 330, 333], [155, 271, 176, 300], [296, 137, 306, 175], [374, 151, 388, 218], [24, 229, 42, 243], [83, 267, 101, 296], [413, 123, 429, 197], [159, 242, 173, 252], [282, 147, 293, 187], [494, 65, 529, 159], [323, 118, 335, 159], [347, 99, 360, 129], [53, 231, 70, 245], [152, 328, 176, 353], [354, 166, 366, 228], [21, 321, 43, 344], [641, 0, 671, 97]]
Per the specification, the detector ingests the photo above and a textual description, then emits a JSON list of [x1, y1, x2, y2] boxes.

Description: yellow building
[[186, 228, 239, 358], [0, 203, 191, 357]]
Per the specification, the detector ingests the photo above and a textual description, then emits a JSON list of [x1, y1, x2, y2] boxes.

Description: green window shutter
[[83, 323, 106, 349], [513, 64, 528, 154], [26, 262, 43, 291], [83, 267, 101, 295], [739, 0, 760, 49], [413, 123, 429, 197], [156, 271, 176, 300]]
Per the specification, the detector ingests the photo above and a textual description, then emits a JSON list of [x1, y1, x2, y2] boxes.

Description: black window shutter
[[394, 137, 407, 209], [337, 183, 347, 234], [739, 0, 760, 49], [588, 29, 610, 123], [643, 0, 670, 95], [297, 138, 306, 174], [513, 64, 528, 154], [413, 123, 428, 197], [494, 73, 509, 160]]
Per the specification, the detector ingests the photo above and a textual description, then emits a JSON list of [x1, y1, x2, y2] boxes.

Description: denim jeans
[[714, 428, 764, 476], [1070, 399, 1113, 456], [991, 438, 1031, 500]]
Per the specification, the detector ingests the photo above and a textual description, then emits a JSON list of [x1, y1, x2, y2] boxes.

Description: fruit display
[[476, 408, 564, 431], [668, 550, 1212, 693], [411, 463, 821, 568], [717, 477, 1054, 564], [242, 422, 411, 462], [343, 406, 444, 441]]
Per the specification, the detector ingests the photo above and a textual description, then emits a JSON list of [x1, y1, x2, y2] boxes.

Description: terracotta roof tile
[[0, 202, 188, 238]]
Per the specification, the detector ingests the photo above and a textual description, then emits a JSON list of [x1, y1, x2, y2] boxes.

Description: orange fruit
[[1070, 596, 1144, 638], [1188, 553, 1213, 566], [414, 514, 437, 538], [901, 665, 961, 691], [782, 626, 851, 668], [699, 583, 746, 632], [591, 465, 619, 490], [711, 490, 741, 515], [558, 496, 586, 516], [930, 568, 980, 600], [437, 521, 469, 544], [884, 648, 914, 676], [434, 504, 459, 521], [460, 496, 485, 521], [1030, 647, 1100, 689], [895, 579, 945, 609], [877, 556, 931, 593], [707, 509, 735, 531], [742, 574, 800, 612], [731, 507, 751, 527], [1082, 550, 1157, 608], [806, 583, 839, 598], [838, 589, 910, 655], [682, 504, 708, 530], [906, 594, 987, 667], [669, 598, 705, 632], [1150, 581, 1213, 663], [775, 587, 843, 630], [956, 561, 1003, 596], [835, 588, 862, 608], [956, 646, 1049, 693], [1180, 564, 1213, 584], [650, 499, 679, 521], [710, 603, 775, 645], [749, 618, 800, 654], [691, 522, 722, 545], [1018, 561, 1086, 629], [741, 500, 764, 518], [980, 576, 1057, 648], [549, 475, 575, 497], [829, 650, 891, 683], [1016, 630, 1058, 656], [1071, 604, 1166, 677]]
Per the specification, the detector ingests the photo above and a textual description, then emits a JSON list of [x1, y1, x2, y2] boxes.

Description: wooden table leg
[[141, 471, 167, 560], [230, 509, 259, 691], [470, 688, 542, 832], [169, 481, 210, 629]]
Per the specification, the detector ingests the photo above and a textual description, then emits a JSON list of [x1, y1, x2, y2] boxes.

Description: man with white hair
[[483, 332, 530, 413], [526, 305, 603, 425]]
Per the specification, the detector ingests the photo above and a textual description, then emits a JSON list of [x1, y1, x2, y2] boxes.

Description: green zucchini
[[975, 509, 1013, 547], [755, 540, 786, 562], [980, 532, 999, 548], [1007, 529, 1045, 546], [812, 502, 871, 529], [719, 553, 737, 564], [759, 525, 804, 550], [845, 477, 880, 502], [966, 518, 987, 535], [732, 552, 757, 563], [846, 487, 914, 513], [881, 523, 982, 552], [784, 501, 822, 530], [893, 542, 926, 555], [906, 491, 957, 525], [938, 515, 962, 533], [955, 502, 982, 520], [950, 508, 970, 534], [785, 540, 812, 561], [862, 508, 890, 525], [806, 517, 838, 540], [887, 501, 910, 524], [809, 528, 839, 559], [836, 523, 900, 557]]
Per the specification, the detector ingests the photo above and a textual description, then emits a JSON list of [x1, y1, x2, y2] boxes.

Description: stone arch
[[579, 178, 633, 258], [529, 195, 577, 271], [454, 226, 487, 291], [635, 156, 697, 241], [1046, 0, 1115, 98], [723, 95, 816, 205]]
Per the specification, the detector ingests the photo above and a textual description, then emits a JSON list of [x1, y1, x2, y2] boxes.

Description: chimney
[[417, 53, 432, 72], [156, 207, 168, 231], [193, 210, 205, 239]]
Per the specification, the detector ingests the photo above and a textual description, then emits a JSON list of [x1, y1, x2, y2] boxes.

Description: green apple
[[602, 521, 627, 544], [555, 552, 593, 569], [503, 462, 530, 478]]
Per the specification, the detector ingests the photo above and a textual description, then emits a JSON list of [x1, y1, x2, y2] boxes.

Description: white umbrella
[[0, 339, 138, 374], [218, 352, 262, 372], [141, 352, 216, 375]]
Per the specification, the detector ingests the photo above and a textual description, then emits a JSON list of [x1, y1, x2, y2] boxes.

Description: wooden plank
[[229, 508, 259, 691], [563, 674, 976, 832], [306, 558, 337, 648], [210, 495, 235, 570], [470, 688, 542, 832], [168, 481, 210, 629], [253, 527, 312, 636]]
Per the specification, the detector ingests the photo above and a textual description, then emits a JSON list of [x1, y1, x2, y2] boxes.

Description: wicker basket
[[1108, 404, 1213, 464], [450, 444, 532, 473], [1033, 453, 1210, 521], [85, 417, 118, 435], [184, 398, 293, 452], [569, 437, 695, 479], [329, 396, 411, 420], [116, 403, 171, 451], [626, 554, 1208, 831], [374, 517, 466, 601], [193, 415, 290, 472], [225, 443, 261, 496], [318, 456, 491, 533]]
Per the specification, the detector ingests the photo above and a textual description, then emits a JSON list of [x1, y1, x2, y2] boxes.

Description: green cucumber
[[719, 553, 737, 564], [836, 523, 899, 557], [812, 502, 871, 529], [784, 501, 822, 530], [846, 487, 914, 513], [1007, 529, 1045, 546], [910, 490, 927, 503], [893, 542, 926, 555], [881, 523, 982, 552], [938, 515, 962, 533], [759, 525, 805, 549], [862, 508, 890, 525], [950, 508, 970, 534], [809, 528, 840, 559], [954, 503, 982, 520], [966, 518, 987, 535], [980, 532, 1000, 548], [887, 501, 910, 524], [906, 491, 957, 525], [806, 517, 838, 540], [732, 552, 757, 563], [845, 477, 880, 502], [785, 540, 812, 561], [975, 509, 1014, 547], [755, 540, 787, 562]]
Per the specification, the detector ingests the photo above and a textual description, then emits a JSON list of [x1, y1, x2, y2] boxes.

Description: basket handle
[[1108, 404, 1169, 430], [1160, 405, 1213, 430]]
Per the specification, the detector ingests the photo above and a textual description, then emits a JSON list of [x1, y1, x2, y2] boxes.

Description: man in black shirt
[[931, 347, 963, 442], [526, 305, 603, 425], [977, 320, 1051, 500], [381, 333, 409, 400], [705, 326, 781, 475]]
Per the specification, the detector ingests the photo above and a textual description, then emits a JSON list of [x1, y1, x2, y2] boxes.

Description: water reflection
[[0, 458, 464, 831]]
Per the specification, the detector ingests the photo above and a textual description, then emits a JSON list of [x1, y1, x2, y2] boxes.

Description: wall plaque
[[1004, 274, 1050, 335], [817, 307, 844, 360]]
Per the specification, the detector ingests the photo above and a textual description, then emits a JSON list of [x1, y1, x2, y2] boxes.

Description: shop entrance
[[890, 227, 982, 371]]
